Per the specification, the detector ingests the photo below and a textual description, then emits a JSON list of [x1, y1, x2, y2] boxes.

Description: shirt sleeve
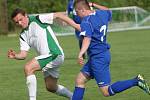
[[108, 10, 112, 22], [80, 22, 93, 38], [38, 13, 54, 24], [19, 35, 30, 51]]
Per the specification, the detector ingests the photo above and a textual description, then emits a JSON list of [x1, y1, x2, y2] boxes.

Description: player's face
[[13, 13, 29, 28], [75, 8, 84, 18], [75, 4, 85, 18]]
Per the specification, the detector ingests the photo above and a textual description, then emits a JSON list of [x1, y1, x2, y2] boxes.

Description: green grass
[[0, 29, 150, 100]]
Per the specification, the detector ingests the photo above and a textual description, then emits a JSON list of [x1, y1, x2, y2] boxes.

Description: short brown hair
[[75, 0, 90, 10], [11, 8, 26, 19]]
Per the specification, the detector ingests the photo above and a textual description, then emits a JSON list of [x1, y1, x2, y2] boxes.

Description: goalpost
[[109, 6, 150, 32]]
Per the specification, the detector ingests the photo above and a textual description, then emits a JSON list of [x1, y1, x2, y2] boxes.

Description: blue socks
[[108, 78, 138, 96], [72, 87, 85, 100], [72, 78, 138, 99]]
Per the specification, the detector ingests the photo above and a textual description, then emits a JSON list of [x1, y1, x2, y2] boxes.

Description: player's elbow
[[20, 56, 26, 60], [15, 54, 27, 60], [18, 51, 28, 60]]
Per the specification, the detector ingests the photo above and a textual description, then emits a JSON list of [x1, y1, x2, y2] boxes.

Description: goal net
[[109, 6, 150, 32]]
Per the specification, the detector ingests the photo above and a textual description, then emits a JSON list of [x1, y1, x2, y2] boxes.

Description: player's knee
[[24, 64, 34, 75], [75, 73, 87, 87], [102, 92, 110, 97], [46, 85, 57, 93], [100, 86, 110, 97], [75, 78, 85, 86]]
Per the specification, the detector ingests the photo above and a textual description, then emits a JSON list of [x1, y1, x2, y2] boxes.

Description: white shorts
[[35, 55, 64, 78]]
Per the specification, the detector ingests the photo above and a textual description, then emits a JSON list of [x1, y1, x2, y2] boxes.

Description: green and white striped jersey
[[19, 13, 64, 56]]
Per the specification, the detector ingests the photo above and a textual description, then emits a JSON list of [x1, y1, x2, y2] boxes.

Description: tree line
[[0, 0, 149, 35]]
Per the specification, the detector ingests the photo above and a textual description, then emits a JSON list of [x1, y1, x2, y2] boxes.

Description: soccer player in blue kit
[[65, 0, 150, 100], [67, 0, 109, 59]]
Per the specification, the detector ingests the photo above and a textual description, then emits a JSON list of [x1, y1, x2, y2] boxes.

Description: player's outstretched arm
[[8, 49, 28, 60], [89, 2, 109, 10], [54, 12, 81, 31]]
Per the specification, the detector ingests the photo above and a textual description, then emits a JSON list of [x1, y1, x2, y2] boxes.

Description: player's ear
[[25, 14, 28, 17]]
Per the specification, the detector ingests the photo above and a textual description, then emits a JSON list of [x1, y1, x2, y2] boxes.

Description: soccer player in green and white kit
[[8, 8, 72, 100]]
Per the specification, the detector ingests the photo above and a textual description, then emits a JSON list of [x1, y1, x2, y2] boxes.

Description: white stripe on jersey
[[47, 26, 64, 56], [35, 54, 52, 60], [80, 31, 86, 36]]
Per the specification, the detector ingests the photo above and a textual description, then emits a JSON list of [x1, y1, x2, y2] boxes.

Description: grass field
[[0, 29, 150, 100]]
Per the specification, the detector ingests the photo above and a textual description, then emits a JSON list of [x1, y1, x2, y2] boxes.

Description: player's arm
[[54, 12, 81, 31], [89, 2, 109, 10], [78, 37, 91, 65], [8, 49, 28, 60]]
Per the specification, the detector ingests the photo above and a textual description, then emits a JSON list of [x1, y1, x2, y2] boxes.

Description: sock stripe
[[108, 86, 115, 96]]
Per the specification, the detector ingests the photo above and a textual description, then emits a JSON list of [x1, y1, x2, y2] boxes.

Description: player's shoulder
[[20, 28, 28, 36], [96, 9, 112, 19], [96, 9, 111, 14], [28, 15, 44, 27], [28, 15, 37, 22]]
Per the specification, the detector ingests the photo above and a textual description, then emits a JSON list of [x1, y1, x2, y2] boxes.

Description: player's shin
[[72, 87, 85, 100], [26, 74, 37, 100], [108, 78, 138, 96], [55, 85, 73, 99]]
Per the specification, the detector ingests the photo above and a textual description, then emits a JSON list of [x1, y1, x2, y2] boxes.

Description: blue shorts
[[81, 50, 111, 87]]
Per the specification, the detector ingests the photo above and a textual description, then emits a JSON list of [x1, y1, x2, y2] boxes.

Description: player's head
[[11, 8, 29, 28], [74, 0, 90, 18]]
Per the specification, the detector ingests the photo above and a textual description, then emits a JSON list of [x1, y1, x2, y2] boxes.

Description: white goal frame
[[108, 6, 150, 32]]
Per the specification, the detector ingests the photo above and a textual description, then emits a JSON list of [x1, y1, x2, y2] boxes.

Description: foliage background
[[0, 0, 149, 35]]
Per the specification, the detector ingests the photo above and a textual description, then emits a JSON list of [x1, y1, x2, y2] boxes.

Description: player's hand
[[78, 53, 84, 66], [8, 49, 16, 59], [89, 2, 93, 7]]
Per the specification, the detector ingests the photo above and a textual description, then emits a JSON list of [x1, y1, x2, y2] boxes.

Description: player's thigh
[[36, 54, 64, 70], [42, 55, 64, 79], [35, 54, 56, 69], [92, 50, 111, 87], [43, 65, 60, 92], [75, 72, 91, 87], [80, 60, 93, 78], [44, 75, 58, 90], [24, 58, 41, 73]]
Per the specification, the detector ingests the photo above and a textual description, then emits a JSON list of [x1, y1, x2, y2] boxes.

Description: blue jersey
[[80, 10, 112, 57]]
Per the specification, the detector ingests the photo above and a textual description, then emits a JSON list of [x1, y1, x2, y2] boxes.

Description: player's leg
[[25, 54, 59, 100], [43, 55, 73, 99], [96, 64, 139, 96], [93, 50, 138, 96], [101, 74, 150, 96], [72, 61, 91, 100], [96, 51, 150, 96], [44, 76, 73, 99], [24, 58, 41, 100], [72, 72, 90, 100], [100, 78, 139, 96], [92, 50, 111, 96]]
